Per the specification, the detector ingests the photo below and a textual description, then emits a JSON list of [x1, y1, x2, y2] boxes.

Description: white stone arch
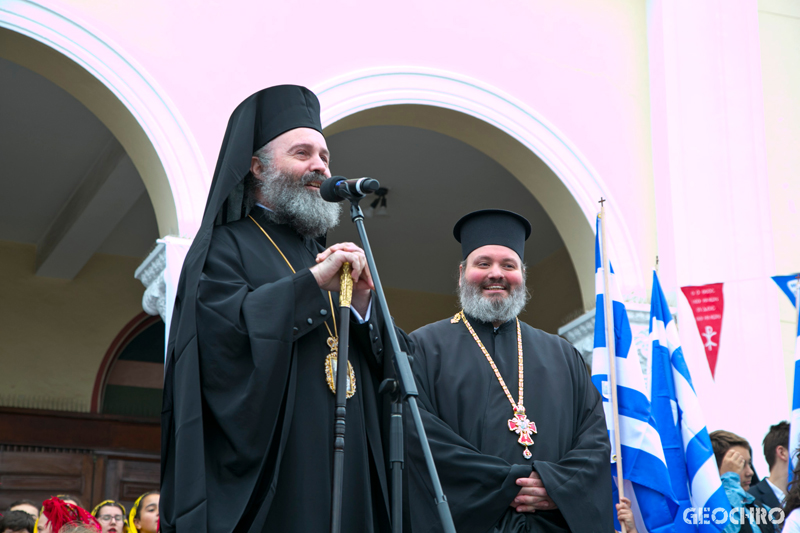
[[0, 0, 208, 237], [315, 67, 644, 307]]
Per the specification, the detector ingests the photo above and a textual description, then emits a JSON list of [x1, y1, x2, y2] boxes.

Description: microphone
[[320, 177, 380, 202]]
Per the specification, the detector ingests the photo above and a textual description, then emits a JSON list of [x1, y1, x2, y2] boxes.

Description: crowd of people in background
[[615, 420, 800, 533], [0, 491, 158, 533], [4, 419, 800, 533]]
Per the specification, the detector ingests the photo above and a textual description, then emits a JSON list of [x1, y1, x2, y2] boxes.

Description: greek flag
[[770, 274, 800, 481], [591, 217, 676, 533], [650, 270, 729, 532]]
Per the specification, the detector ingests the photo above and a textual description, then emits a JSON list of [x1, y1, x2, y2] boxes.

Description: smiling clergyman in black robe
[[407, 209, 612, 533], [160, 85, 407, 533]]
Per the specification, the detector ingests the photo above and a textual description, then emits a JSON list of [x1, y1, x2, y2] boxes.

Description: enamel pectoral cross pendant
[[508, 408, 536, 459]]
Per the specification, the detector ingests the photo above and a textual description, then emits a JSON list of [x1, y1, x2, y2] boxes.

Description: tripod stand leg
[[391, 399, 404, 532]]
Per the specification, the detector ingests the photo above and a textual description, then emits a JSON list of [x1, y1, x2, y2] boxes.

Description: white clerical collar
[[256, 203, 272, 212]]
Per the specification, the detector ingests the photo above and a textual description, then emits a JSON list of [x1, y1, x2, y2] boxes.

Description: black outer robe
[[161, 88, 410, 532], [407, 314, 612, 533], [161, 207, 404, 532]]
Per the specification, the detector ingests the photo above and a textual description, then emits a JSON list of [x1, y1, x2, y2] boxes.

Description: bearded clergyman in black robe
[[160, 85, 406, 532], [407, 209, 612, 533]]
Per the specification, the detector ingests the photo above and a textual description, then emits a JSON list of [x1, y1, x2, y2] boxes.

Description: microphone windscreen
[[360, 179, 380, 193], [320, 177, 346, 202]]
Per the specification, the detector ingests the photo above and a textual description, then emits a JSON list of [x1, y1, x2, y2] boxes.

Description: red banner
[[680, 283, 725, 378]]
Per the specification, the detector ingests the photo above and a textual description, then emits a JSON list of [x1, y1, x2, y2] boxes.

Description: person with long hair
[[710, 430, 776, 533], [782, 461, 800, 532], [127, 492, 158, 533]]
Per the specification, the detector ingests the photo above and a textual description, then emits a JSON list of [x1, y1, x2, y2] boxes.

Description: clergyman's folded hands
[[512, 471, 558, 513]]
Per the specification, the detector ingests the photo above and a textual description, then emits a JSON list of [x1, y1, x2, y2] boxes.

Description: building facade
[[0, 0, 797, 504]]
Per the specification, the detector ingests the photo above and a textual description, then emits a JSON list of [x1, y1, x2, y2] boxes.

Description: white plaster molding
[[558, 308, 597, 362], [558, 303, 676, 395], [0, 0, 208, 237], [135, 242, 167, 321], [314, 67, 645, 292], [161, 235, 193, 356]]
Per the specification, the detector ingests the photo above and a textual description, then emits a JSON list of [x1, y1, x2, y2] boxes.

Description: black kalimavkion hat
[[251, 85, 322, 152], [209, 85, 323, 225], [453, 209, 532, 261]]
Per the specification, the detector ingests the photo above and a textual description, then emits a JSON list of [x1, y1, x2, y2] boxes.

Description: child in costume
[[35, 497, 99, 533], [127, 493, 158, 533], [32, 495, 86, 533], [90, 501, 127, 533]]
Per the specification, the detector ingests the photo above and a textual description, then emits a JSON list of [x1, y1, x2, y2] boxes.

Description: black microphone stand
[[343, 197, 456, 533]]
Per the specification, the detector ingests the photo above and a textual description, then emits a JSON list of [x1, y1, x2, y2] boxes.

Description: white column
[[647, 0, 784, 476]]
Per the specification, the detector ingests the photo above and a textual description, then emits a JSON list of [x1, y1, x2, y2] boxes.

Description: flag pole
[[795, 274, 799, 339], [792, 274, 800, 475], [599, 199, 627, 533]]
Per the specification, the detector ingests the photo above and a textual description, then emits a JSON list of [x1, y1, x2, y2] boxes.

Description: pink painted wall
[[52, 0, 658, 285], [647, 0, 786, 477], [40, 0, 790, 477]]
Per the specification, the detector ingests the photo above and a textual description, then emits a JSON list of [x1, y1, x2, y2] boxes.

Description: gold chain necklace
[[452, 310, 535, 459], [249, 215, 355, 398]]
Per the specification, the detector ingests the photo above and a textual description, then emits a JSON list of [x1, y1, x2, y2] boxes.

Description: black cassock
[[161, 207, 401, 532], [407, 314, 612, 533]]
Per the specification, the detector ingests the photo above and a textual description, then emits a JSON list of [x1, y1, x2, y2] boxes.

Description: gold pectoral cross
[[508, 408, 536, 459]]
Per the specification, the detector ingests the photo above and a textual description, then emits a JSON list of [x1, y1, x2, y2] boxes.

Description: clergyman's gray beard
[[259, 167, 341, 238], [458, 272, 530, 324]]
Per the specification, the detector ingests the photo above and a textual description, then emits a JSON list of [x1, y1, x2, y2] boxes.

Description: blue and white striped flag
[[771, 274, 800, 481], [650, 270, 729, 532], [591, 217, 676, 533]]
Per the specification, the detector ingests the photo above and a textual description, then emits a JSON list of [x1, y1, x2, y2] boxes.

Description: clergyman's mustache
[[480, 280, 510, 291], [299, 172, 326, 187]]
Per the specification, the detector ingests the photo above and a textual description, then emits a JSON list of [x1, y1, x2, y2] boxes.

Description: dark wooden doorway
[[0, 407, 159, 510]]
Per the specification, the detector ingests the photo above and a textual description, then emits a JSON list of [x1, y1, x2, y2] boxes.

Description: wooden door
[[0, 449, 94, 509], [0, 408, 161, 510], [99, 453, 160, 511]]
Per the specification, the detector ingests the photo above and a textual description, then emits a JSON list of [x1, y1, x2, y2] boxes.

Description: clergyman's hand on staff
[[616, 496, 637, 533], [312, 243, 374, 315], [512, 471, 557, 513]]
